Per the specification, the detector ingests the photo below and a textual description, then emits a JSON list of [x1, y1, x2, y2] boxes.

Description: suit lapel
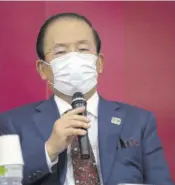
[[34, 96, 67, 185], [34, 96, 60, 141], [98, 96, 124, 185]]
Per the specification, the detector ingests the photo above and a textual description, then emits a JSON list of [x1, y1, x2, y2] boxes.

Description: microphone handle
[[78, 134, 90, 159], [78, 107, 90, 159], [76, 103, 90, 159]]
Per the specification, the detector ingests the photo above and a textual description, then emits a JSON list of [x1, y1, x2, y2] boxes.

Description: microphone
[[71, 92, 90, 159]]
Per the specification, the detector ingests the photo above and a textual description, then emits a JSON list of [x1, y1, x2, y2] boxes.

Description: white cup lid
[[0, 135, 24, 166]]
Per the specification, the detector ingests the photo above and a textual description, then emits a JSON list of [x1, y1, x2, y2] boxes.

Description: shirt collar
[[54, 92, 99, 117], [86, 91, 99, 117]]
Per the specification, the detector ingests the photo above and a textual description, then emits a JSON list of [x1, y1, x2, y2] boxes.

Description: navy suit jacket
[[0, 96, 174, 185]]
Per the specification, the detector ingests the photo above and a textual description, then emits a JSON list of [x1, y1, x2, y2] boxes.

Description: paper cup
[[0, 135, 24, 166]]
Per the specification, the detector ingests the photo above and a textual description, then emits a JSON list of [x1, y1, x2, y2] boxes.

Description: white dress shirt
[[45, 92, 103, 185]]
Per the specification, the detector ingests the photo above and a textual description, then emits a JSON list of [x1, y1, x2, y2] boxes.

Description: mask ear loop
[[38, 60, 50, 99], [41, 60, 50, 66], [40, 59, 55, 87]]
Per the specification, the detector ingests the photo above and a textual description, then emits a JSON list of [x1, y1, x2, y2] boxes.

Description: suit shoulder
[[108, 99, 154, 122], [118, 101, 151, 114], [0, 99, 50, 134], [0, 100, 44, 119], [100, 96, 152, 115]]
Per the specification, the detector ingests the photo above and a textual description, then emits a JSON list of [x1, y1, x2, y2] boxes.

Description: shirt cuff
[[45, 143, 58, 172]]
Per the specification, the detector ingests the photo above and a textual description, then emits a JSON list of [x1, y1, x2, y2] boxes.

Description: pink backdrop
[[0, 2, 174, 182]]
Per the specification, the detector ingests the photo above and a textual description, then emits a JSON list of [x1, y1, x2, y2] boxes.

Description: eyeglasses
[[44, 41, 95, 60], [45, 48, 94, 60]]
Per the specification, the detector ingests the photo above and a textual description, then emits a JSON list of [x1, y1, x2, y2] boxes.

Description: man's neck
[[53, 87, 97, 105]]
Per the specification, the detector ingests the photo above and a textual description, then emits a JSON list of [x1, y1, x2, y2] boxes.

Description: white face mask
[[43, 52, 98, 96]]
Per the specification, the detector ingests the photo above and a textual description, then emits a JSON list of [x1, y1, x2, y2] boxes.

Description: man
[[0, 13, 174, 185]]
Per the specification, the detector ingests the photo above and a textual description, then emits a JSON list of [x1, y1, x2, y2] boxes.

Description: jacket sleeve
[[142, 112, 174, 185], [0, 114, 52, 185]]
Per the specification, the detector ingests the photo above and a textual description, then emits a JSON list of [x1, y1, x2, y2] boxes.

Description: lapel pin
[[111, 117, 121, 125]]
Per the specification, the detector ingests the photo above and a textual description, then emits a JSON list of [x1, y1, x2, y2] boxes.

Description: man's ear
[[96, 53, 104, 74], [36, 59, 47, 80]]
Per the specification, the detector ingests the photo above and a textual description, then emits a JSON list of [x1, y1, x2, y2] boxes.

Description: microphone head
[[72, 92, 85, 103], [72, 92, 84, 100], [71, 92, 86, 109]]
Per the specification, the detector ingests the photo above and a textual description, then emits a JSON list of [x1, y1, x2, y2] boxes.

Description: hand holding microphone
[[46, 106, 90, 162]]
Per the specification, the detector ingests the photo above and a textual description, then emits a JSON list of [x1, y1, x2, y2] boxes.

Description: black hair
[[36, 12, 101, 60]]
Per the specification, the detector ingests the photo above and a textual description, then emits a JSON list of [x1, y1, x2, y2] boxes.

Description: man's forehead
[[44, 19, 94, 50]]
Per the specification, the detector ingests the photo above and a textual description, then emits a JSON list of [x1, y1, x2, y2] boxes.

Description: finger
[[69, 115, 90, 122], [65, 128, 87, 137], [66, 106, 85, 116], [65, 120, 91, 129]]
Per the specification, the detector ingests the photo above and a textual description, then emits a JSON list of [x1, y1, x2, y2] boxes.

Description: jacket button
[[28, 176, 33, 181], [36, 170, 43, 177]]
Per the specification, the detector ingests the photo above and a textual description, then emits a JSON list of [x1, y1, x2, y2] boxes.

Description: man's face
[[37, 18, 104, 93]]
